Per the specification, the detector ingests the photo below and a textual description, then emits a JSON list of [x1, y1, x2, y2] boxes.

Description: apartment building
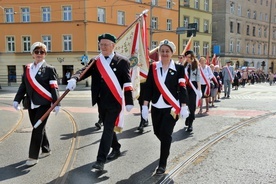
[[212, 0, 276, 73], [179, 0, 213, 58], [0, 0, 178, 86]]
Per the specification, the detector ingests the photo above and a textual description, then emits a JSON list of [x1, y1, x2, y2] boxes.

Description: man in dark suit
[[66, 33, 134, 171]]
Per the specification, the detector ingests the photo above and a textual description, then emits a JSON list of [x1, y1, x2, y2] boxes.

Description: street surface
[[0, 83, 275, 184]]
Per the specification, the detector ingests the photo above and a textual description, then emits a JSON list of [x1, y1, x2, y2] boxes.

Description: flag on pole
[[206, 51, 210, 65], [114, 19, 148, 100], [211, 54, 216, 65], [181, 34, 193, 55]]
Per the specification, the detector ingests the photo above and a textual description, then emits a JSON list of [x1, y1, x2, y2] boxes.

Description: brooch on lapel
[[169, 69, 174, 75], [113, 68, 117, 71]]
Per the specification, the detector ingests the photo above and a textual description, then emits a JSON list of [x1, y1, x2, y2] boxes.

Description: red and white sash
[[152, 62, 180, 116], [26, 63, 52, 102], [226, 66, 233, 81], [184, 66, 200, 107], [96, 55, 126, 132], [199, 66, 210, 96]]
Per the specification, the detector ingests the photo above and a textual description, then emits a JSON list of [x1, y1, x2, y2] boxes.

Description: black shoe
[[92, 161, 104, 171], [107, 149, 121, 160], [143, 120, 149, 127], [95, 119, 103, 130], [155, 166, 166, 175], [186, 126, 193, 132]]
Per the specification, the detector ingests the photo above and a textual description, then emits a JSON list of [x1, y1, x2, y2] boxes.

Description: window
[[4, 8, 14, 23], [204, 0, 209, 11], [264, 44, 267, 55], [266, 0, 268, 6], [261, 0, 263, 5], [259, 12, 263, 21], [247, 25, 250, 35], [246, 43, 250, 54], [258, 27, 262, 37], [258, 44, 261, 55], [8, 65, 17, 83], [42, 7, 51, 22], [204, 20, 209, 33], [194, 18, 199, 31], [63, 35, 72, 51], [253, 11, 257, 19], [236, 40, 241, 53], [194, 0, 199, 9], [230, 3, 235, 14], [98, 8, 105, 22], [167, 19, 172, 31], [152, 17, 158, 29], [194, 41, 200, 55], [184, 0, 190, 7], [21, 8, 30, 22], [6, 36, 15, 52], [152, 0, 158, 6], [151, 41, 158, 50], [273, 30, 276, 39], [230, 21, 234, 33], [247, 9, 251, 18], [237, 23, 240, 34], [203, 42, 209, 56], [253, 26, 256, 36], [183, 39, 189, 51], [237, 5, 242, 16], [273, 44, 276, 56], [229, 40, 233, 53], [42, 36, 51, 52], [167, 0, 173, 9], [265, 13, 268, 21], [117, 11, 125, 25], [183, 16, 189, 27], [22, 36, 31, 52], [252, 43, 255, 54], [135, 0, 142, 2], [63, 6, 72, 21], [264, 28, 267, 38]]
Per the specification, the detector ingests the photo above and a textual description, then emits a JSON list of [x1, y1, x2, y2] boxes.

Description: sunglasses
[[34, 50, 46, 55], [178, 56, 183, 59]]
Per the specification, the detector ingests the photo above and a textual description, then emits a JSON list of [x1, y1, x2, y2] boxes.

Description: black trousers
[[151, 106, 177, 168], [186, 82, 198, 126], [96, 104, 121, 163], [28, 105, 51, 159]]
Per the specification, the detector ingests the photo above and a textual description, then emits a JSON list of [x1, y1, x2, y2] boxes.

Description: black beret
[[98, 33, 117, 43], [184, 50, 194, 56]]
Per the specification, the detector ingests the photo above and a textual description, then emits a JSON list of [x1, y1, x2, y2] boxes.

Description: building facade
[[212, 0, 276, 73], [0, 0, 179, 86]]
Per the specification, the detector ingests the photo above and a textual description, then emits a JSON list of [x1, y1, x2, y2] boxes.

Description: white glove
[[180, 106, 189, 119], [13, 101, 20, 110], [197, 89, 202, 98], [53, 106, 60, 115], [125, 105, 133, 112], [141, 105, 149, 121], [66, 78, 77, 91]]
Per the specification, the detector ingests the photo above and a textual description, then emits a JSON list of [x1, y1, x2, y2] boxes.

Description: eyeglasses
[[34, 50, 46, 55]]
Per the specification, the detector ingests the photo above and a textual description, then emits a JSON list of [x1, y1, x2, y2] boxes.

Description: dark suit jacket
[[144, 62, 188, 106], [14, 62, 60, 107], [72, 53, 133, 108]]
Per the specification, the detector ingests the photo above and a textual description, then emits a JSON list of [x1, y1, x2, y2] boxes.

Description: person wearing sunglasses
[[13, 42, 60, 166], [177, 55, 185, 65]]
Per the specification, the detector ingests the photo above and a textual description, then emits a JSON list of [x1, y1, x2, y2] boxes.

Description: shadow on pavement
[[0, 161, 30, 182]]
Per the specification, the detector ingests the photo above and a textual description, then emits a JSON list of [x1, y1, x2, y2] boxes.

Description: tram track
[[54, 108, 79, 184], [156, 111, 276, 184]]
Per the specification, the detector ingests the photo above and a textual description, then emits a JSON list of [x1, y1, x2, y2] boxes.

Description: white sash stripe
[[156, 65, 180, 109]]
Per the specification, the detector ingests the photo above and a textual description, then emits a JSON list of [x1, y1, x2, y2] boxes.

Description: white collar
[[155, 60, 176, 71]]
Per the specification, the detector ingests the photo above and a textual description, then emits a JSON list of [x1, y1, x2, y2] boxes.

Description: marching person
[[66, 33, 134, 171], [222, 61, 234, 98], [142, 39, 189, 175], [198, 57, 215, 114], [183, 50, 201, 132], [13, 42, 60, 166]]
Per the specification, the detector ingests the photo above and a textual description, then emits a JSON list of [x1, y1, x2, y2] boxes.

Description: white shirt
[[152, 60, 178, 109]]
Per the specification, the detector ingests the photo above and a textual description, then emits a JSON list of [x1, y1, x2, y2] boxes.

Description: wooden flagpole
[[34, 10, 149, 128]]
